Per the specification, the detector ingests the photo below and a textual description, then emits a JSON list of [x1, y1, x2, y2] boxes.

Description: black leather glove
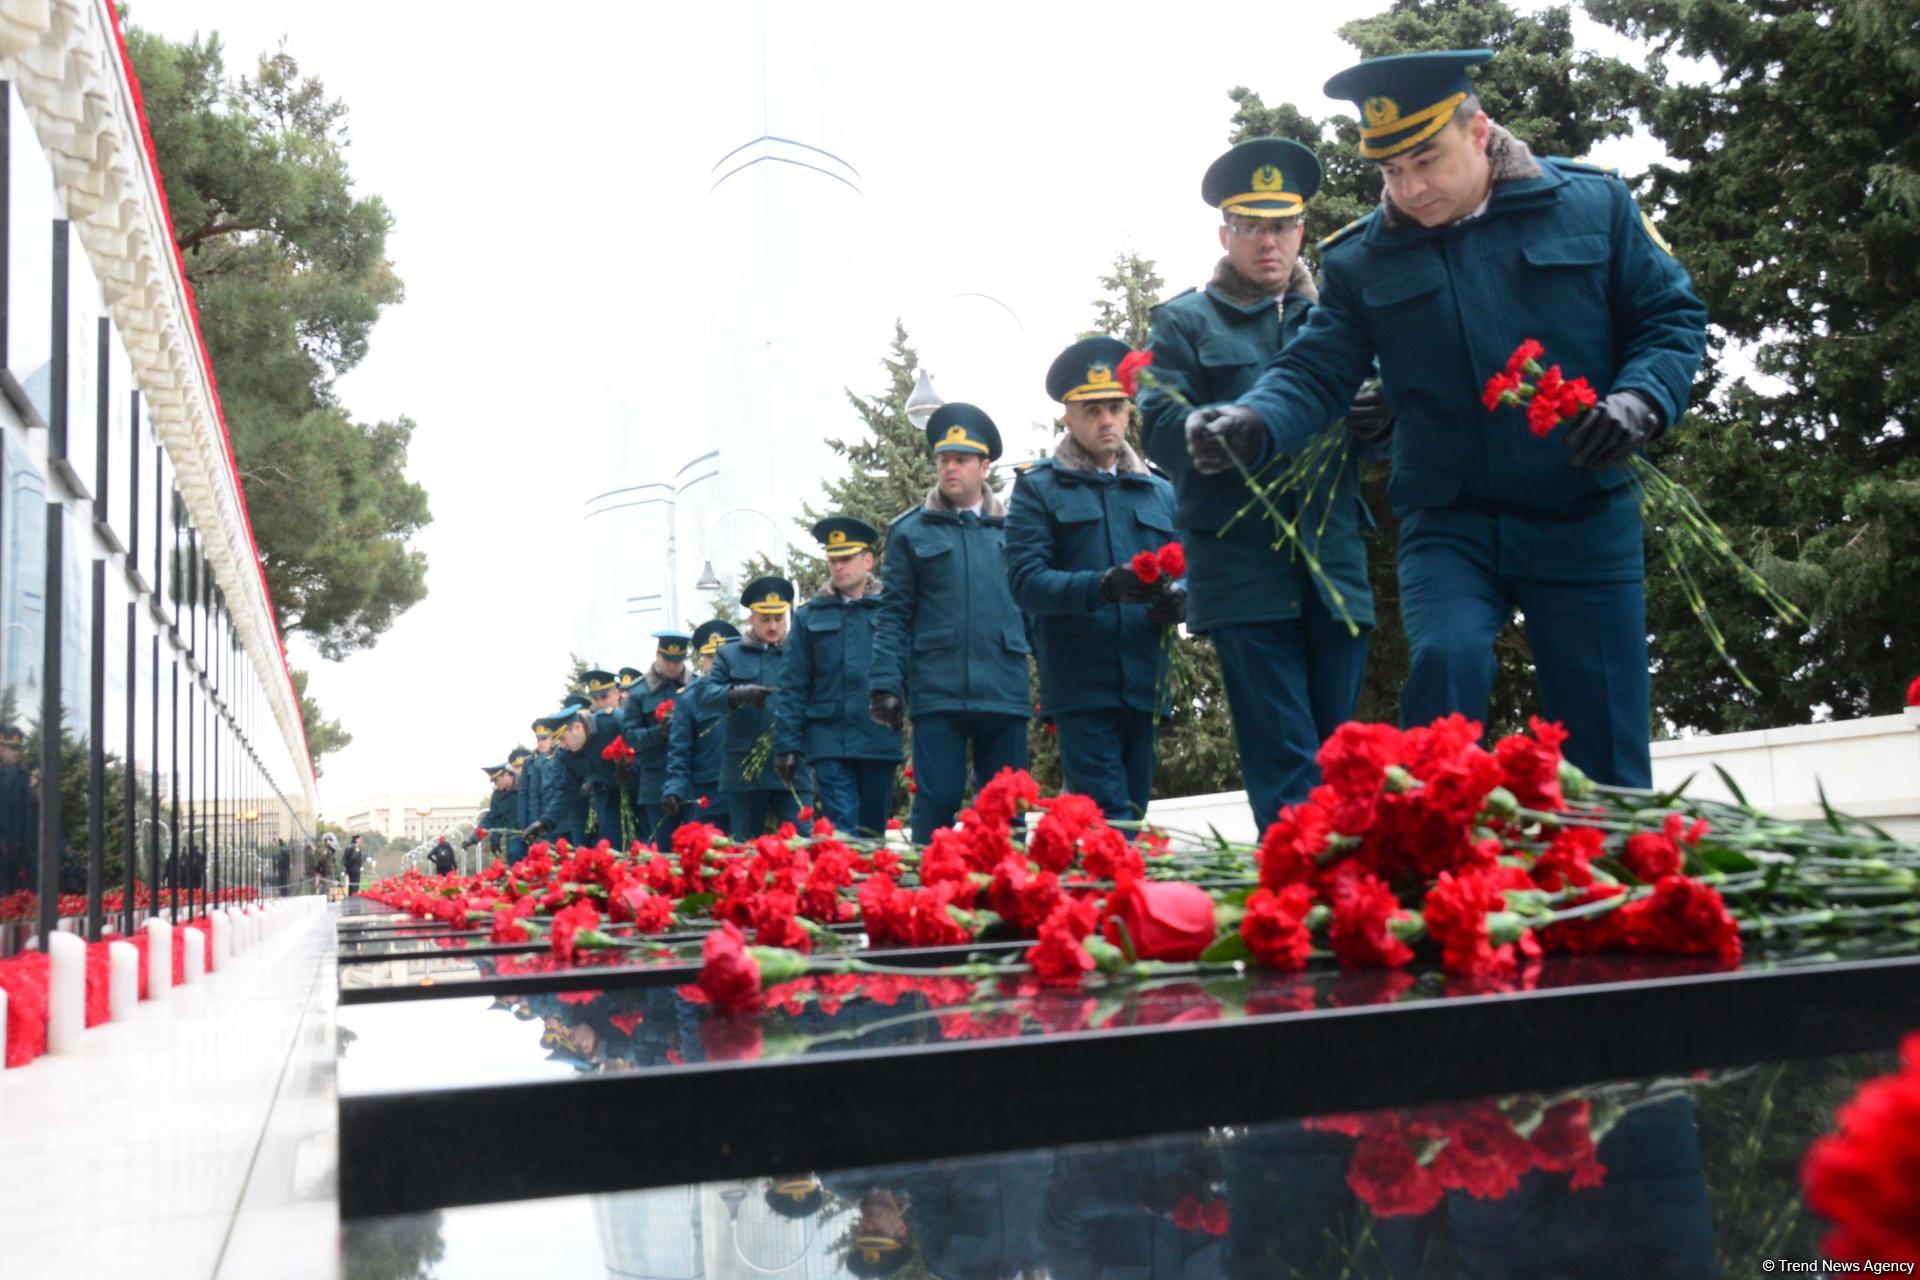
[[728, 683, 773, 709], [461, 835, 477, 849], [1564, 390, 1661, 469], [1185, 404, 1267, 476], [659, 793, 681, 818], [1345, 384, 1395, 442], [869, 691, 905, 732], [1100, 565, 1159, 605], [521, 821, 548, 842], [773, 752, 800, 788], [1146, 585, 1188, 629]]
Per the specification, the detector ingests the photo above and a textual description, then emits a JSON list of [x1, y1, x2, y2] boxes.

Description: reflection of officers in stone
[[696, 578, 804, 839], [622, 633, 692, 847], [577, 668, 629, 846], [1205, 50, 1708, 790], [1010, 337, 1184, 822], [1043, 1137, 1228, 1280], [524, 702, 591, 845], [869, 405, 1032, 842], [1140, 137, 1380, 830], [829, 1151, 1053, 1280], [662, 620, 738, 828], [0, 724, 34, 894], [773, 517, 903, 837]]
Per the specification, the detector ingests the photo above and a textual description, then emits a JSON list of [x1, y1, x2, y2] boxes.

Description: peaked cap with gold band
[[692, 619, 739, 656], [925, 402, 1002, 461], [581, 668, 620, 696], [1324, 49, 1493, 161], [651, 630, 693, 660], [1201, 137, 1321, 219], [741, 574, 796, 616], [482, 763, 510, 780], [616, 666, 643, 689], [1046, 334, 1135, 403], [0, 723, 23, 748], [811, 515, 880, 559], [507, 746, 532, 767]]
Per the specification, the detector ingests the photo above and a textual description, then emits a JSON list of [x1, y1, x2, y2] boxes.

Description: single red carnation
[[1505, 339, 1545, 377], [1558, 375, 1599, 418], [1617, 876, 1742, 963], [1329, 873, 1414, 968], [1155, 541, 1186, 580], [1115, 348, 1154, 397], [1421, 870, 1515, 976], [1622, 831, 1682, 882], [1026, 900, 1097, 985], [654, 700, 674, 722], [1482, 370, 1522, 411], [1801, 1032, 1920, 1263], [697, 922, 764, 1013], [1131, 550, 1161, 585], [549, 900, 602, 960], [1348, 1132, 1446, 1217], [1259, 794, 1335, 890], [1494, 717, 1569, 812], [1908, 675, 1920, 707], [1241, 884, 1315, 970]]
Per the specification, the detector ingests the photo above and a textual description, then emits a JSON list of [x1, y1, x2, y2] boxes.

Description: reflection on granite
[[343, 1051, 1893, 1279]]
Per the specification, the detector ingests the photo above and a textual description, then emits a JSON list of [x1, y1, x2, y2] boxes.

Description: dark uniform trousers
[[1399, 514, 1651, 788], [809, 759, 895, 836], [641, 802, 682, 850], [1052, 709, 1157, 822], [910, 711, 1027, 843], [1211, 587, 1371, 829], [729, 789, 803, 841]]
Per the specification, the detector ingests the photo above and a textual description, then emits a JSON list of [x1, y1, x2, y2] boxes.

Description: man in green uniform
[[577, 669, 627, 846], [868, 405, 1031, 842], [1009, 336, 1182, 820], [662, 620, 738, 827], [1195, 50, 1708, 789], [622, 633, 693, 845], [1139, 137, 1384, 830], [695, 578, 803, 838], [773, 517, 903, 836]]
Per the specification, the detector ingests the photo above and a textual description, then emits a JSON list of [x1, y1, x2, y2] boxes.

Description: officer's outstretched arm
[[868, 534, 916, 698], [770, 622, 811, 756], [690, 650, 733, 717], [1137, 316, 1204, 485], [1237, 269, 1378, 459], [1606, 187, 1709, 431], [1005, 475, 1104, 615]]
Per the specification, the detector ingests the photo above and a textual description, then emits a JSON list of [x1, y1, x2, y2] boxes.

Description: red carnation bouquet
[[1131, 540, 1187, 719], [601, 737, 636, 766], [1487, 338, 1806, 693]]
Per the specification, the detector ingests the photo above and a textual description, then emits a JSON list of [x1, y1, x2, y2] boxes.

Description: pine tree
[[1585, 0, 1920, 729], [1090, 252, 1166, 349]]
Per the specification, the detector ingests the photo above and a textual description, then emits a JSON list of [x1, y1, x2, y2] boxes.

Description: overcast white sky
[[134, 1, 1667, 820]]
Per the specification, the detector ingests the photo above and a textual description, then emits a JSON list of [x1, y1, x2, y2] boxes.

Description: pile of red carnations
[[0, 883, 255, 924], [361, 714, 1920, 1017]]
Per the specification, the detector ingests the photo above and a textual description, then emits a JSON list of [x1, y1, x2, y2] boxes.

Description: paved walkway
[[0, 902, 338, 1278]]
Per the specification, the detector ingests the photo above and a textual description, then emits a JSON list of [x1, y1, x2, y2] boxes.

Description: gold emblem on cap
[[762, 593, 783, 607], [1251, 164, 1285, 193], [1087, 365, 1113, 384], [941, 425, 972, 445], [1363, 97, 1401, 128], [828, 530, 847, 546]]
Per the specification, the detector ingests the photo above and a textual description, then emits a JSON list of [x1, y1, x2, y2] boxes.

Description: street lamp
[[905, 367, 943, 429], [695, 560, 724, 593]]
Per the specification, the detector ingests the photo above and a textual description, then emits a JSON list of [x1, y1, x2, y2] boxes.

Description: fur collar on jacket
[[923, 485, 1008, 520], [814, 574, 883, 601], [1378, 122, 1542, 230], [1053, 432, 1148, 475], [1209, 252, 1320, 308]]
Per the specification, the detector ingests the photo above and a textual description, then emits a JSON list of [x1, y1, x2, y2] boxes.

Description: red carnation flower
[[655, 700, 674, 722], [1155, 541, 1186, 580], [697, 922, 764, 1013], [1505, 339, 1545, 377], [602, 737, 636, 765], [1025, 900, 1097, 985], [1801, 1032, 1920, 1263], [797, 806, 814, 823], [1907, 676, 1920, 707], [698, 795, 710, 808], [1482, 370, 1523, 411], [1241, 884, 1315, 970], [1131, 550, 1162, 585], [1329, 873, 1415, 968], [1115, 348, 1155, 397], [549, 900, 601, 961]]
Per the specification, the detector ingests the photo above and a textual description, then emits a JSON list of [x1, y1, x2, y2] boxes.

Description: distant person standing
[[428, 834, 457, 876], [343, 835, 366, 895]]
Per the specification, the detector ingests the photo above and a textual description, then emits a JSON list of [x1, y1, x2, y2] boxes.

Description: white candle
[[46, 931, 85, 1054], [181, 927, 206, 984], [108, 941, 138, 1020], [144, 919, 172, 999]]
